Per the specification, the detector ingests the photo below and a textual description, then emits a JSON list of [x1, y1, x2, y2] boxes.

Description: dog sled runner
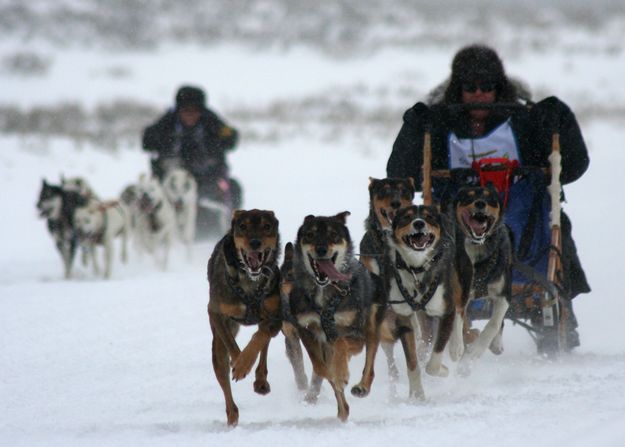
[[421, 103, 573, 356]]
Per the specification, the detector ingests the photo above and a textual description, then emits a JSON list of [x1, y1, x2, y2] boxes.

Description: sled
[[421, 103, 571, 356], [196, 176, 242, 240]]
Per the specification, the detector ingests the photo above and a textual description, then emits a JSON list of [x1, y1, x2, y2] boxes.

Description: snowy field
[[2, 2, 625, 446]]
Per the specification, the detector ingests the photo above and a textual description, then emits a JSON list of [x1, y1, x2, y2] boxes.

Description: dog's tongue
[[246, 251, 263, 270], [462, 210, 487, 236], [316, 259, 352, 282]]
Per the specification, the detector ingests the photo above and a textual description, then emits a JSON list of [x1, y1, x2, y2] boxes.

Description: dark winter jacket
[[387, 96, 590, 299], [142, 108, 238, 180], [387, 96, 589, 187]]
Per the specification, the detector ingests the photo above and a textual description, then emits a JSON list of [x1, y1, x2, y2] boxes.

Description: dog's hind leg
[[283, 323, 309, 391], [253, 343, 271, 395], [211, 326, 239, 427], [351, 306, 382, 398]]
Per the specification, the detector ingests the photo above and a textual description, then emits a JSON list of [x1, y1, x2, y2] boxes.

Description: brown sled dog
[[359, 177, 430, 385], [284, 212, 381, 421], [207, 209, 282, 426], [453, 185, 513, 369]]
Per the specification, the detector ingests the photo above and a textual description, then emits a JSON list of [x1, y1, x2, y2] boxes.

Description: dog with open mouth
[[358, 177, 432, 389], [453, 185, 512, 369], [386, 204, 464, 399], [284, 211, 381, 422], [207, 209, 282, 427]]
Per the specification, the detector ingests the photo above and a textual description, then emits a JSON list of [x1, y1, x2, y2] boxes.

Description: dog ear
[[334, 211, 351, 224], [231, 209, 244, 225], [266, 210, 279, 227], [303, 214, 316, 224], [284, 242, 294, 260], [407, 177, 416, 191]]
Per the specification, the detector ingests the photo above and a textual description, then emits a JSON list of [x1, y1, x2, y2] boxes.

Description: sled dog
[[162, 167, 197, 255], [135, 174, 176, 269], [207, 209, 282, 427], [386, 205, 463, 399], [36, 180, 88, 278], [453, 185, 512, 367], [73, 200, 128, 279], [285, 212, 381, 421], [359, 177, 431, 387]]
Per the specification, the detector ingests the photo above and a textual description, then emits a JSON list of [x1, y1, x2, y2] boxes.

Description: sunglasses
[[462, 81, 497, 93]]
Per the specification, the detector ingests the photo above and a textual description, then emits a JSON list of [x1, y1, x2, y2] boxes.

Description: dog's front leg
[[328, 338, 351, 422], [425, 311, 455, 377], [210, 318, 239, 427], [253, 342, 271, 395], [208, 310, 241, 361], [103, 236, 113, 279], [466, 296, 509, 360], [231, 324, 273, 381]]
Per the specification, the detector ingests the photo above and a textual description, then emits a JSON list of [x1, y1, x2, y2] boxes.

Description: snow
[[2, 5, 625, 447]]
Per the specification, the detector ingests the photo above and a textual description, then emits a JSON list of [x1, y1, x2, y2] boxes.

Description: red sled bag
[[471, 157, 519, 207]]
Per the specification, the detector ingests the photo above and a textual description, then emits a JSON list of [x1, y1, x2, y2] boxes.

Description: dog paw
[[408, 388, 426, 402], [457, 358, 472, 377], [304, 392, 319, 404], [254, 379, 271, 395], [464, 328, 480, 345], [231, 354, 255, 381], [350, 384, 370, 398], [489, 333, 504, 355], [448, 338, 465, 362], [425, 362, 449, 378]]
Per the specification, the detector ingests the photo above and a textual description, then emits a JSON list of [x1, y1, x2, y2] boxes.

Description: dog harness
[[388, 250, 443, 311], [226, 265, 278, 325], [300, 280, 364, 342]]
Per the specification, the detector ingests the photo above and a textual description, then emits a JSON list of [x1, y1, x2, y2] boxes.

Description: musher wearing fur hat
[[387, 44, 590, 351], [142, 85, 242, 210]]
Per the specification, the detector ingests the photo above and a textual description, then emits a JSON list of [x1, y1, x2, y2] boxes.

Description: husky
[[73, 201, 128, 279], [134, 174, 176, 270], [207, 209, 282, 427], [285, 212, 381, 422], [36, 179, 89, 278], [162, 167, 198, 256], [386, 205, 464, 399], [359, 177, 433, 388], [453, 185, 512, 369]]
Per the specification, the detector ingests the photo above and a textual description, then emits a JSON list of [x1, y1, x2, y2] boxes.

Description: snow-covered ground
[[2, 3, 625, 446]]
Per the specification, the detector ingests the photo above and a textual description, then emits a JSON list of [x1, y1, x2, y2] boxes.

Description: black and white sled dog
[[134, 174, 176, 269], [453, 185, 512, 368], [385, 205, 464, 399], [73, 200, 128, 279], [36, 179, 89, 278], [162, 167, 198, 256]]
